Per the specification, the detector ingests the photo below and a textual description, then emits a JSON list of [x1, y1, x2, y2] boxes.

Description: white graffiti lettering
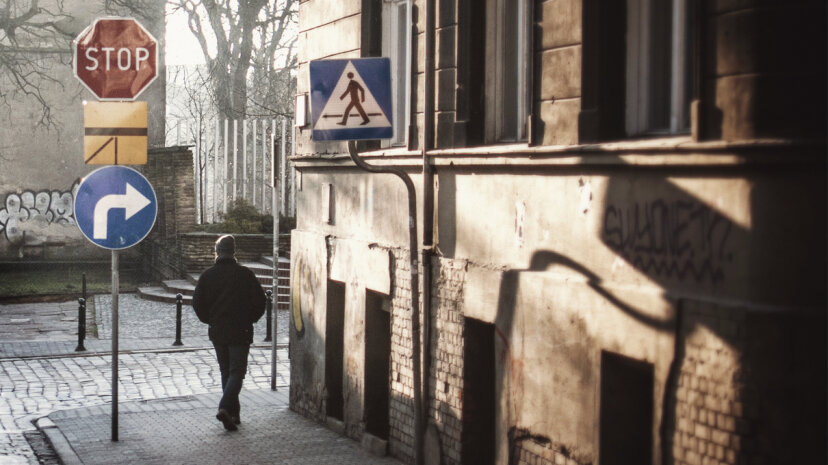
[[0, 181, 79, 243]]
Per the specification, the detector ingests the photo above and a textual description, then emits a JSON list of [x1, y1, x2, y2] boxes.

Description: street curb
[[35, 417, 84, 465]]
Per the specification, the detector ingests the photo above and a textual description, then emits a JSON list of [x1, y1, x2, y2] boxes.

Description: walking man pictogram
[[337, 72, 370, 126]]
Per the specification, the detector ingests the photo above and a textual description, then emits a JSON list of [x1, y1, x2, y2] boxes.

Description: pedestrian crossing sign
[[309, 58, 393, 141]]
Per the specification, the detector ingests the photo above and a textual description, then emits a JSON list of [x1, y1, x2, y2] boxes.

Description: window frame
[[484, 0, 533, 144], [381, 0, 411, 148], [625, 0, 691, 136]]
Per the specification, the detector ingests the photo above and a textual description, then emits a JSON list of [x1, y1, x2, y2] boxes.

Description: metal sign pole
[[270, 120, 280, 391], [111, 249, 119, 441]]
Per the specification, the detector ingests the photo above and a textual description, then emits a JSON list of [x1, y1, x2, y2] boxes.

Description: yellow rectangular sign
[[84, 101, 148, 165]]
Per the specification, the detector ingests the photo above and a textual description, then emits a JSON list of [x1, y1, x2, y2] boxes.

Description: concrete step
[[187, 274, 287, 288], [162, 280, 195, 295], [141, 255, 291, 305], [241, 261, 273, 274], [138, 286, 192, 304], [260, 256, 290, 268]]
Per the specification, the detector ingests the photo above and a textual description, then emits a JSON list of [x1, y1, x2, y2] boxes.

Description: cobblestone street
[[0, 295, 290, 464]]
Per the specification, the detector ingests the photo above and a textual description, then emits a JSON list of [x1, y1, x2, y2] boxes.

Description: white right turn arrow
[[92, 182, 151, 239]]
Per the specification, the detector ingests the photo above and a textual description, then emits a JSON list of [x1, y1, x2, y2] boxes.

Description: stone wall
[[141, 147, 197, 242]]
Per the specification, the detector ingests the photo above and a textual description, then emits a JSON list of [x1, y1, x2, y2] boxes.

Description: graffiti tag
[[0, 181, 79, 243], [602, 199, 733, 283]]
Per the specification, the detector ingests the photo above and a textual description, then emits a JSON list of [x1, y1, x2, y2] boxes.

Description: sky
[[165, 5, 206, 66]]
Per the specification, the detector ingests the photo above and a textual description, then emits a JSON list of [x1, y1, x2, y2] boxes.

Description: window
[[381, 0, 411, 147], [485, 0, 532, 142], [625, 0, 692, 135]]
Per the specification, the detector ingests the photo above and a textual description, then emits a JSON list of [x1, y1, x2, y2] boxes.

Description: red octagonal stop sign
[[74, 17, 158, 100]]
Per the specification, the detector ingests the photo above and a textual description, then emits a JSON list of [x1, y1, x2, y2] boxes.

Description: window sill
[[291, 136, 825, 169]]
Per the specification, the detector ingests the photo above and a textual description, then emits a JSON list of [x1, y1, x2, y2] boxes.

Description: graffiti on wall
[[602, 199, 733, 283], [0, 181, 79, 243], [291, 255, 310, 337]]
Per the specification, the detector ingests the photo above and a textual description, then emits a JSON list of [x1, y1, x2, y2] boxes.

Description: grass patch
[[0, 266, 152, 299]]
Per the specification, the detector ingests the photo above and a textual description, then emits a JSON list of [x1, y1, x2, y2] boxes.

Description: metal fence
[[169, 117, 297, 224]]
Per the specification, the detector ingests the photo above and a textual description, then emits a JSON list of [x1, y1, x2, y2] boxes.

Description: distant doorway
[[599, 351, 654, 465], [326, 280, 345, 420], [364, 290, 391, 439], [461, 317, 495, 465]]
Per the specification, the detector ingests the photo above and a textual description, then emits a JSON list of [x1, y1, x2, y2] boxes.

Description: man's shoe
[[232, 415, 241, 425], [216, 409, 238, 431]]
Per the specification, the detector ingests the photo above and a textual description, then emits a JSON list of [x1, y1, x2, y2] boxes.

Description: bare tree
[[0, 0, 74, 128], [166, 63, 214, 222], [169, 0, 297, 120], [246, 0, 296, 119]]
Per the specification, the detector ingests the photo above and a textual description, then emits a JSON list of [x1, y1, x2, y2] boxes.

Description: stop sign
[[74, 18, 158, 100]]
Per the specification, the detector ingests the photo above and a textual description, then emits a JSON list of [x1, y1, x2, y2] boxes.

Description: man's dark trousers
[[213, 343, 250, 419]]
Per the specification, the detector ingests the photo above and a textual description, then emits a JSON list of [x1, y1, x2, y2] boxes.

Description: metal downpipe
[[420, 0, 436, 460], [346, 141, 424, 465]]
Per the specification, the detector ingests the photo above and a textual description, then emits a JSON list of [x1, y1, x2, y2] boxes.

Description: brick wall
[[665, 302, 825, 465], [428, 257, 466, 465], [178, 233, 290, 273], [389, 247, 416, 461], [141, 147, 197, 241]]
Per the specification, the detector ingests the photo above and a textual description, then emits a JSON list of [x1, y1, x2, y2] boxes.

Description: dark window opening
[[458, 0, 486, 146], [461, 317, 495, 465], [599, 351, 654, 465], [364, 290, 391, 439], [326, 280, 346, 420]]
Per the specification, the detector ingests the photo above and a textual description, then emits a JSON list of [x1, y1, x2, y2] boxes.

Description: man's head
[[215, 234, 235, 259]]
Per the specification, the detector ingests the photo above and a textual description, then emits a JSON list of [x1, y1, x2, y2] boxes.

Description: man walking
[[192, 235, 266, 431]]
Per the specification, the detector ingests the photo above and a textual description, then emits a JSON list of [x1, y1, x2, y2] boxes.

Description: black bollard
[[75, 298, 86, 352], [173, 293, 183, 346], [264, 290, 273, 342]]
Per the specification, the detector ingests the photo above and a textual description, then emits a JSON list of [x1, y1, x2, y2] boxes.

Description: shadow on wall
[[477, 160, 826, 464]]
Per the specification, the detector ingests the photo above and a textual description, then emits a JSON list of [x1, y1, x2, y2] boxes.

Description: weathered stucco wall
[[291, 0, 826, 463], [289, 146, 826, 465]]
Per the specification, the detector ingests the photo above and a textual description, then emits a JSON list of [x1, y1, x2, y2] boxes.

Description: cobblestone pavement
[[94, 293, 289, 346], [0, 301, 80, 342], [0, 346, 289, 464], [0, 296, 303, 465], [0, 293, 288, 359]]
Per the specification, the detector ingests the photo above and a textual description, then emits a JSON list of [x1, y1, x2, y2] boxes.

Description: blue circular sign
[[74, 166, 157, 250]]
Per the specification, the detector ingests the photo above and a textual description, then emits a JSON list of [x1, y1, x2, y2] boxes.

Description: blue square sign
[[309, 58, 393, 141]]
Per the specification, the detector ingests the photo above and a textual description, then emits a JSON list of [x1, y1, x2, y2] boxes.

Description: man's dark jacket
[[192, 258, 266, 345]]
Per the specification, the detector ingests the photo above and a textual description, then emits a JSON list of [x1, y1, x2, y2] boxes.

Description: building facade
[[290, 1, 826, 464]]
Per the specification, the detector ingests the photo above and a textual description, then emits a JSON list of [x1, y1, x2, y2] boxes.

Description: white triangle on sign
[[314, 61, 392, 131]]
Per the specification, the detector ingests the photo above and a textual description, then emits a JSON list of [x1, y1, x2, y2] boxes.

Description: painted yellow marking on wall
[[84, 101, 148, 165]]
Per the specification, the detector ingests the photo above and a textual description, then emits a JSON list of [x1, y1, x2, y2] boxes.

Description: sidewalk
[[37, 389, 401, 465], [1, 296, 402, 464]]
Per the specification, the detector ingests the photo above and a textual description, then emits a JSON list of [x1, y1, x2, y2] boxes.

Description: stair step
[[141, 255, 291, 305], [241, 261, 272, 274], [138, 287, 193, 304], [162, 280, 195, 295], [185, 273, 287, 290], [259, 256, 290, 268]]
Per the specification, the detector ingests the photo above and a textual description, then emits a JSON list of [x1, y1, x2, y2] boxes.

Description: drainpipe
[[346, 141, 423, 465], [420, 0, 436, 457]]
